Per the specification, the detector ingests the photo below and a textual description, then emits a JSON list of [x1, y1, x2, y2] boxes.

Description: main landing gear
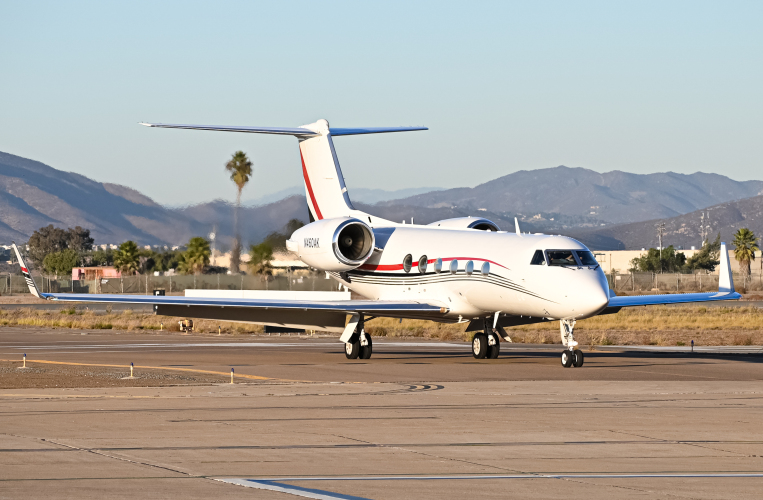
[[345, 319, 373, 360], [560, 319, 584, 368], [472, 319, 501, 359]]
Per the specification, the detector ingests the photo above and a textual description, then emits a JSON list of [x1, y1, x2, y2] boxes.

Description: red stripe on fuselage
[[300, 150, 323, 220], [358, 257, 507, 272]]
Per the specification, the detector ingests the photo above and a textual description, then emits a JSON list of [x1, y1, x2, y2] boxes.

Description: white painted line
[[223, 473, 763, 481], [217, 478, 370, 499]]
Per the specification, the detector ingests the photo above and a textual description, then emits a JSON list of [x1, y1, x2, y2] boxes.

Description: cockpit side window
[[530, 250, 546, 265], [546, 250, 579, 266], [575, 250, 598, 266]]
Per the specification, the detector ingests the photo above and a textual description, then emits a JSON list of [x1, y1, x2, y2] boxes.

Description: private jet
[[13, 119, 741, 367]]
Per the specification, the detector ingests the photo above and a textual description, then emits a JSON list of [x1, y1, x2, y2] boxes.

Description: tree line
[[26, 218, 305, 277], [630, 228, 760, 281]]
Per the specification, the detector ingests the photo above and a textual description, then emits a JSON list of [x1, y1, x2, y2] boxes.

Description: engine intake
[[288, 217, 375, 272]]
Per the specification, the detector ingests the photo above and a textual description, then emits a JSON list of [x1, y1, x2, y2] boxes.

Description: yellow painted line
[[0, 359, 309, 383]]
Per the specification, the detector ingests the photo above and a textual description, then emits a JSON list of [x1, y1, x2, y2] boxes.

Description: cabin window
[[449, 259, 458, 274], [575, 251, 598, 266], [403, 254, 413, 273], [481, 261, 490, 275], [418, 255, 428, 273], [465, 260, 474, 275], [546, 250, 578, 267], [530, 250, 546, 265], [434, 258, 443, 273]]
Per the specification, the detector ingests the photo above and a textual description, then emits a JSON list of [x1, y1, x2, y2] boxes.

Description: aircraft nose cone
[[573, 272, 610, 317]]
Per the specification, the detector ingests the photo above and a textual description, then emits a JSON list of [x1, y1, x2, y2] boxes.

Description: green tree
[[263, 218, 306, 249], [27, 225, 69, 265], [630, 245, 686, 273], [113, 241, 140, 275], [179, 237, 211, 275], [248, 242, 273, 275], [42, 249, 80, 275], [732, 228, 760, 281], [89, 248, 114, 266], [225, 151, 253, 273], [685, 233, 721, 272]]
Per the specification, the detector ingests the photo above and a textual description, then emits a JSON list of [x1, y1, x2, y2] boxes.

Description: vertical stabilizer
[[299, 120, 354, 221]]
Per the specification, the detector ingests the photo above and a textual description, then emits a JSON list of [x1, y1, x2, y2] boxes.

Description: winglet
[[514, 217, 521, 235], [11, 242, 44, 299], [719, 242, 735, 293]]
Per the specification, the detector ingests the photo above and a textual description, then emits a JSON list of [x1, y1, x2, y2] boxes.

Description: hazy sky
[[1, 1, 761, 206]]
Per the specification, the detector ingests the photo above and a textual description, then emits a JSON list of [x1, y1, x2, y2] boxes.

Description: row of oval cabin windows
[[402, 254, 490, 276]]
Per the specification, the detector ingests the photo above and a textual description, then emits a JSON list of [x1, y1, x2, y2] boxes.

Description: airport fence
[[0, 272, 342, 296], [606, 272, 763, 293], [1, 271, 761, 296]]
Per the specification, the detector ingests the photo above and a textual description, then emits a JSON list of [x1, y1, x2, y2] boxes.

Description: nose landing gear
[[560, 319, 584, 368]]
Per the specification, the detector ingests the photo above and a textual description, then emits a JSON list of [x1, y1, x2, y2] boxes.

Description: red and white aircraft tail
[[139, 119, 426, 223]]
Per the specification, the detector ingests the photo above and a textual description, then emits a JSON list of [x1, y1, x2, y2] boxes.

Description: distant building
[[72, 266, 121, 281]]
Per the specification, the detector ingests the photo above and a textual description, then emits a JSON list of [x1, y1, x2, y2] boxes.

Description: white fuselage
[[330, 226, 610, 322]]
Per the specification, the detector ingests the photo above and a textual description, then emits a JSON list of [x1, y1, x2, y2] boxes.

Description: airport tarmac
[[2, 327, 763, 499]]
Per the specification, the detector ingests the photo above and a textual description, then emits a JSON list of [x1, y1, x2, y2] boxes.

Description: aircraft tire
[[561, 350, 573, 368], [359, 336, 373, 359], [472, 334, 488, 359], [487, 337, 500, 359], [573, 349, 584, 367], [345, 340, 360, 359]]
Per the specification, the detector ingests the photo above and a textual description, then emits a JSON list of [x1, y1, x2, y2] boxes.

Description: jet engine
[[286, 217, 375, 271], [428, 217, 500, 231]]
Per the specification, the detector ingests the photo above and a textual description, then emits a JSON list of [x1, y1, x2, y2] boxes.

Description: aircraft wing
[[607, 291, 741, 308], [10, 243, 449, 333], [37, 292, 446, 315], [605, 242, 741, 309]]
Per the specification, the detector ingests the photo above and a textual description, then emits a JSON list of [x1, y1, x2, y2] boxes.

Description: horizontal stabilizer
[[139, 123, 427, 137], [329, 126, 428, 136], [139, 123, 319, 136]]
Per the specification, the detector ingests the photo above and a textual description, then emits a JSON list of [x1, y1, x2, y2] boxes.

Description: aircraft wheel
[[359, 336, 373, 359], [487, 336, 500, 359], [561, 350, 573, 368], [472, 334, 488, 359], [345, 339, 360, 359], [573, 349, 584, 367]]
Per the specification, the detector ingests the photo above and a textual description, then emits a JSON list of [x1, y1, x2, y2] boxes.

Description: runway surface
[[2, 327, 763, 499]]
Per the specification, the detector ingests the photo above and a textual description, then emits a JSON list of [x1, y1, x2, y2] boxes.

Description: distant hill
[[1, 150, 761, 250], [568, 195, 763, 250], [0, 151, 205, 245], [379, 166, 763, 225], [240, 185, 443, 206]]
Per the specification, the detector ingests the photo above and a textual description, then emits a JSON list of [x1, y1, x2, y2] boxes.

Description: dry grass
[[0, 307, 265, 335], [0, 304, 761, 346], [366, 305, 763, 346]]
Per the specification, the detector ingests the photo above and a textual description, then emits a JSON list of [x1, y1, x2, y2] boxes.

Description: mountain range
[[0, 150, 760, 251]]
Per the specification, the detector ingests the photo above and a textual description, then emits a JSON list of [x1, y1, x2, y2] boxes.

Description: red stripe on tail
[[300, 150, 323, 220]]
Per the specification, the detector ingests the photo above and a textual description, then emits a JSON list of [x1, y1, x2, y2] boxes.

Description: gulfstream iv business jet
[[13, 119, 741, 367]]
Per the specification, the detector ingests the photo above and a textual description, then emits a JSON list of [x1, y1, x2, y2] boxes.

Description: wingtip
[[138, 122, 153, 127]]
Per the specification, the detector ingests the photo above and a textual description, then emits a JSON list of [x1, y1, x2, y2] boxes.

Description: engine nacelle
[[286, 217, 375, 272], [428, 217, 500, 231]]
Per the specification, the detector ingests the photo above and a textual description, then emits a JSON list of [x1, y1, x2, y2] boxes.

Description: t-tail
[[139, 119, 427, 223]]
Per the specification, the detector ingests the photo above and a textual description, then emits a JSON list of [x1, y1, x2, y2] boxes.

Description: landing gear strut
[[345, 315, 372, 360], [560, 319, 583, 368], [473, 319, 500, 359]]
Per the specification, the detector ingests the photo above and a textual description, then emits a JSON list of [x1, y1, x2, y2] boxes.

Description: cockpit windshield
[[546, 250, 578, 266], [575, 250, 598, 267]]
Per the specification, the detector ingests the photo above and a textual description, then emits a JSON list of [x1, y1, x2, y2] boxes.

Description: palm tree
[[732, 228, 760, 284], [248, 241, 274, 275], [225, 151, 253, 273], [113, 241, 140, 275], [179, 237, 211, 275]]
